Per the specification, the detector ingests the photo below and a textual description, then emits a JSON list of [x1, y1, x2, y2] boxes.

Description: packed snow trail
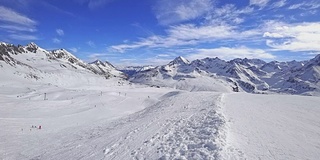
[[223, 93, 320, 160], [62, 92, 226, 160], [44, 92, 226, 160]]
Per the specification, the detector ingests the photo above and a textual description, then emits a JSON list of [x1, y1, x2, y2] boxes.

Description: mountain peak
[[90, 59, 104, 65], [26, 42, 39, 53], [90, 59, 116, 69], [0, 42, 8, 46], [314, 54, 320, 61], [169, 56, 190, 66], [27, 42, 39, 48], [308, 54, 320, 66]]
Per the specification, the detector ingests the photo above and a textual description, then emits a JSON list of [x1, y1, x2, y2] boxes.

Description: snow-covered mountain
[[89, 60, 127, 79], [119, 65, 155, 76], [1, 42, 319, 95], [269, 55, 320, 94], [128, 55, 320, 95], [0, 42, 126, 87]]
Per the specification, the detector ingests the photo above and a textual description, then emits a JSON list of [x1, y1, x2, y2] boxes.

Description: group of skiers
[[21, 125, 42, 132], [31, 125, 41, 129]]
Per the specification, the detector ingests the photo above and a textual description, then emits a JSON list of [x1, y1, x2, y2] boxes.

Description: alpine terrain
[[1, 42, 320, 160]]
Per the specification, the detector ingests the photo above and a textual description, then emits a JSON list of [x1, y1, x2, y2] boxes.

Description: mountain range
[[127, 55, 320, 95], [1, 42, 319, 95], [0, 42, 126, 88]]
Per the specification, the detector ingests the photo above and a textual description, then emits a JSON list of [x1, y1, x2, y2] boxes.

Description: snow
[[0, 82, 175, 159], [2, 80, 320, 159], [223, 93, 320, 160], [0, 80, 228, 159], [1, 43, 320, 159]]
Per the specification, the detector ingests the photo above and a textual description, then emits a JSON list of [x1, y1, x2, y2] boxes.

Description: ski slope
[[223, 93, 320, 160], [1, 82, 320, 159], [0, 83, 227, 159]]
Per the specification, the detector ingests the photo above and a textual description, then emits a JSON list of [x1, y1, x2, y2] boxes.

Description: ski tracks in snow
[[102, 92, 228, 160], [157, 107, 225, 159]]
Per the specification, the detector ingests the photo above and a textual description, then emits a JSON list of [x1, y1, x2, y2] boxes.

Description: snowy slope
[[1, 66, 229, 160], [223, 93, 320, 160], [2, 84, 320, 159], [0, 81, 177, 159]]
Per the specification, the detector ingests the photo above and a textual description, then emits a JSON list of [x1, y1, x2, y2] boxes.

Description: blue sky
[[0, 0, 320, 65]]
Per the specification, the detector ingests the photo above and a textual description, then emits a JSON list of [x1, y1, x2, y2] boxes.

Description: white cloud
[[110, 34, 202, 53], [0, 6, 38, 37], [154, 0, 213, 25], [110, 43, 145, 53], [156, 54, 171, 58], [143, 57, 172, 65], [266, 38, 320, 52], [288, 1, 320, 10], [87, 40, 96, 47], [0, 6, 37, 27], [9, 34, 38, 41], [110, 23, 261, 53], [0, 6, 38, 40], [186, 46, 275, 61], [88, 53, 105, 59], [115, 57, 172, 66], [168, 24, 234, 41], [0, 24, 36, 32], [288, 3, 303, 10], [250, 0, 269, 7], [109, 1, 320, 58], [205, 4, 253, 25], [69, 48, 78, 53], [271, 0, 286, 8], [263, 32, 284, 38], [56, 29, 64, 36], [53, 38, 61, 44], [110, 2, 264, 53], [115, 58, 140, 66], [74, 0, 114, 9], [264, 22, 320, 52]]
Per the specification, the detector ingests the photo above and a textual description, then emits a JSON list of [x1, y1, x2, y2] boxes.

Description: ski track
[[24, 92, 229, 160]]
